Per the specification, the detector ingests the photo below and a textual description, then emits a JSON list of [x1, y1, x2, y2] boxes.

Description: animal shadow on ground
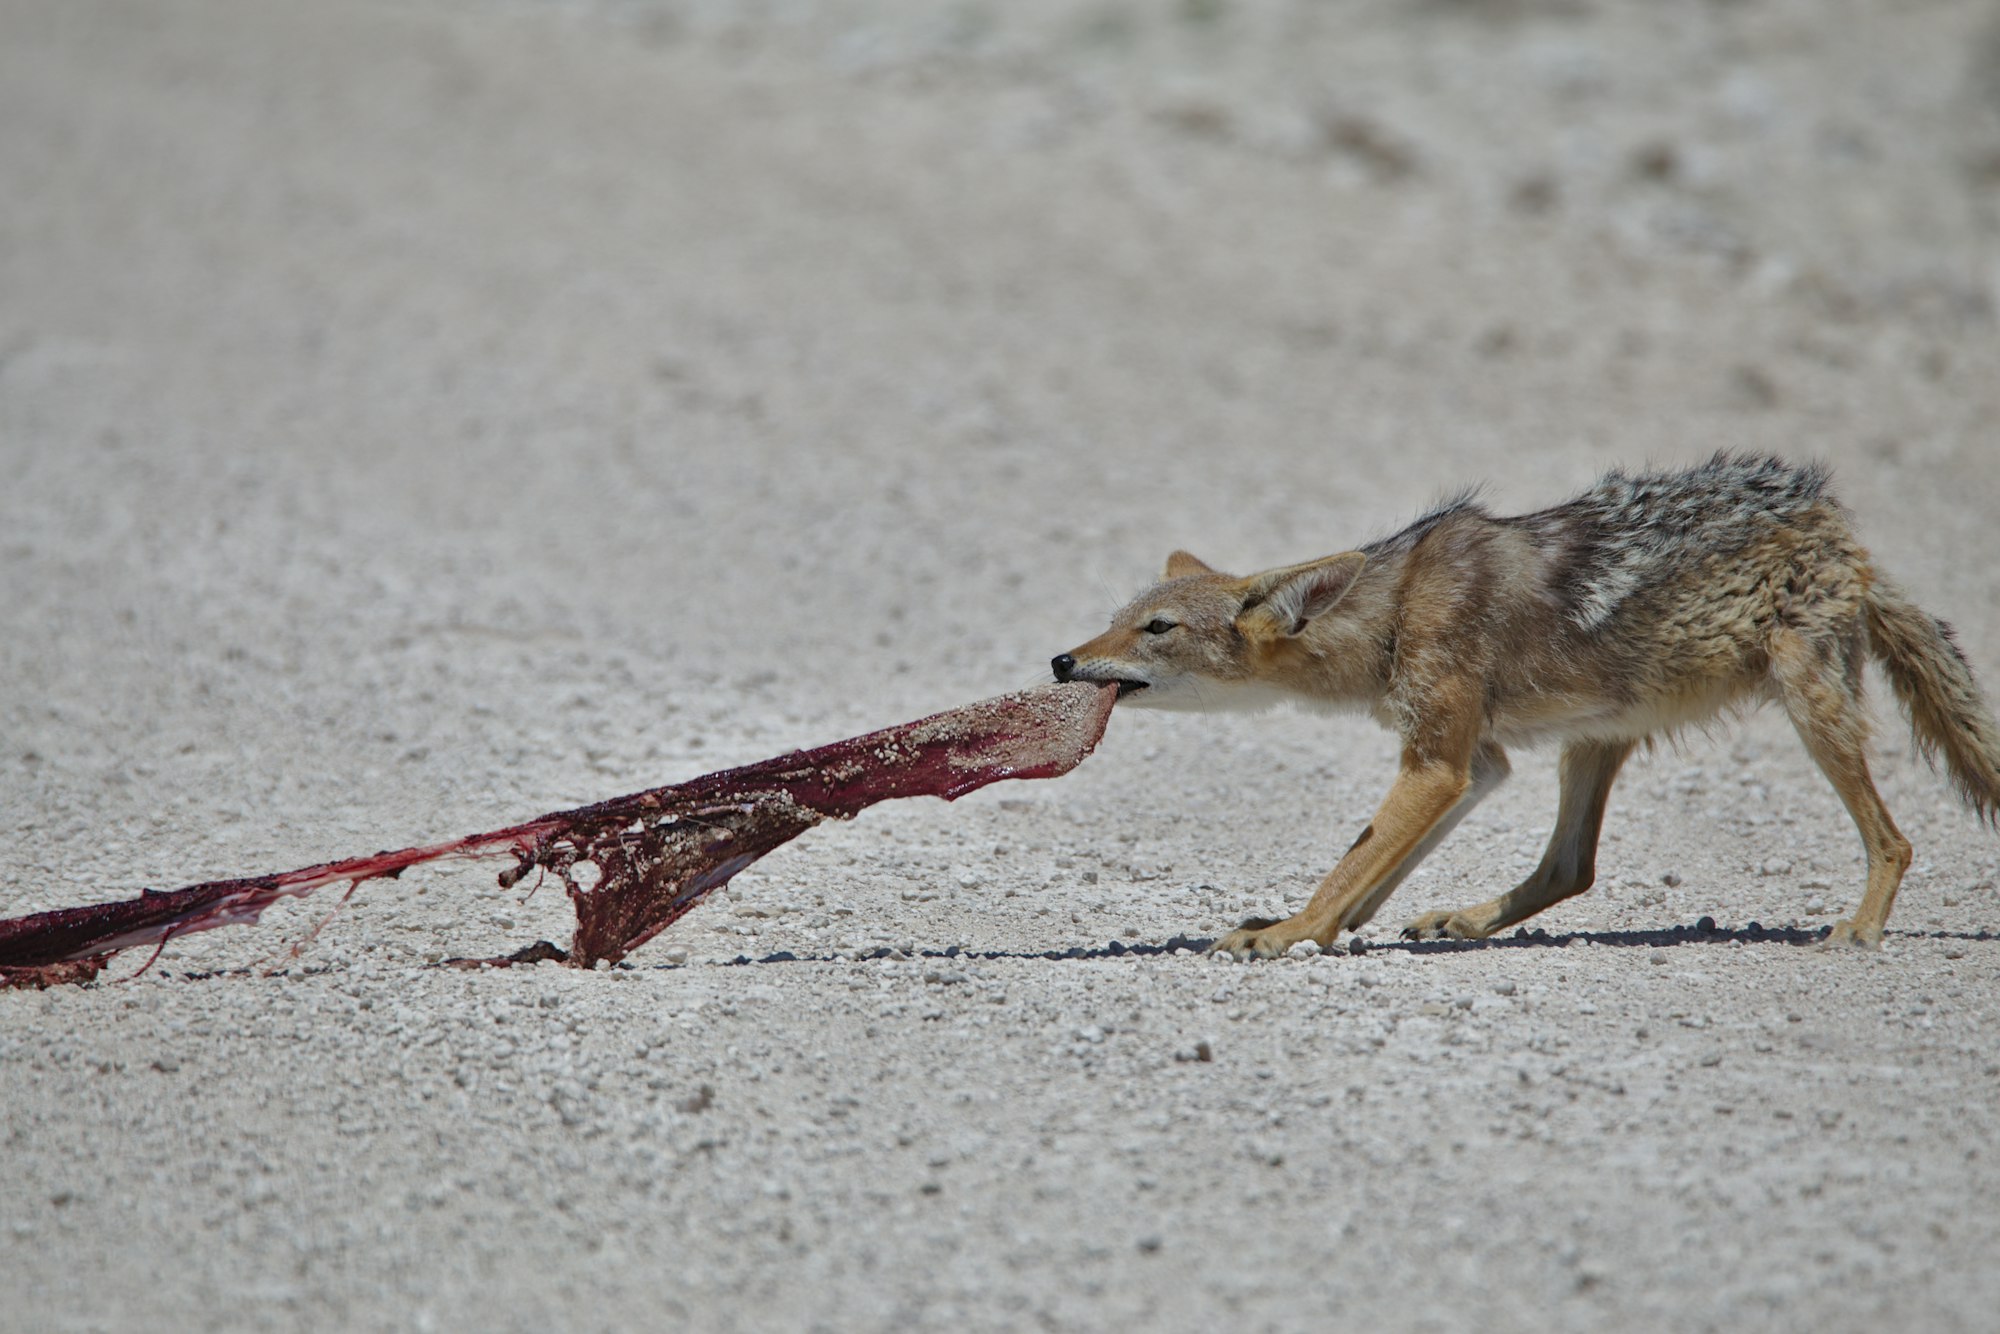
[[148, 921, 1997, 982], [712, 918, 1997, 968]]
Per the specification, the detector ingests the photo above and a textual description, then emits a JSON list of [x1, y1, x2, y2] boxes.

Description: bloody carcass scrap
[[0, 683, 1117, 987]]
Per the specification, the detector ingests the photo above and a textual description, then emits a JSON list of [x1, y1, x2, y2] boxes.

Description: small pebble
[[1650, 950, 1669, 965], [1286, 939, 1321, 960]]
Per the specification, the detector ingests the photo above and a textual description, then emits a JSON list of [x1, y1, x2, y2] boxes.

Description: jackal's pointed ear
[[1238, 552, 1367, 637], [1162, 550, 1216, 579]]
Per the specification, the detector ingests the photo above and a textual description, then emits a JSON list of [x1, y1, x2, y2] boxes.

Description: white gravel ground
[[5, 1, 2000, 1330]]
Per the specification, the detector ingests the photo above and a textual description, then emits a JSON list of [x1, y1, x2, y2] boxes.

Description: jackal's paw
[[1821, 918, 1883, 950], [1401, 910, 1492, 942], [1210, 917, 1308, 960]]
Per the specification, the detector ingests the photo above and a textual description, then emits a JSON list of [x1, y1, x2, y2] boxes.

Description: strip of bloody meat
[[0, 683, 1116, 986]]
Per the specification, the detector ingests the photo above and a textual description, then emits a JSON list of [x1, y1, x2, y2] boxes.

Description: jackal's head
[[1052, 549, 1367, 710]]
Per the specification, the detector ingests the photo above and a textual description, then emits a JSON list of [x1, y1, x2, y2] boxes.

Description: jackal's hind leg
[[1403, 739, 1633, 941], [1768, 629, 1912, 947]]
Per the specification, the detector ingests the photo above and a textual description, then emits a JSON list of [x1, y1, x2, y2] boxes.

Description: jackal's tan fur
[[1054, 454, 2000, 957]]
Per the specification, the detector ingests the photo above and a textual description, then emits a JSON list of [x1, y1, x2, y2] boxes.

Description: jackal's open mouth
[[1111, 679, 1149, 698]]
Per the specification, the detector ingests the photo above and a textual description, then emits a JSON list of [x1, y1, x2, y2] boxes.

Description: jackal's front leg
[[1403, 738, 1632, 941], [1212, 756, 1475, 959]]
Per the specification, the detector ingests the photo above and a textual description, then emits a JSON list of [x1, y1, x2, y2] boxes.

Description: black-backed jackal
[[1053, 454, 2000, 957]]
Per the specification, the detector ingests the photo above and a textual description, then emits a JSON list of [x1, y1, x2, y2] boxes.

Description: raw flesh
[[0, 683, 1116, 987]]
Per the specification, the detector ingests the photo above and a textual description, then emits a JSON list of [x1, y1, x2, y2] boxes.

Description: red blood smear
[[0, 683, 1116, 986]]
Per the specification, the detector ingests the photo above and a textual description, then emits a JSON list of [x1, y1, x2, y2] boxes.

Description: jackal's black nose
[[1051, 654, 1076, 683]]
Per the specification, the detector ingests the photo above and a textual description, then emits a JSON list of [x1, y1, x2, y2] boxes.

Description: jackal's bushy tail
[[1866, 580, 2000, 825]]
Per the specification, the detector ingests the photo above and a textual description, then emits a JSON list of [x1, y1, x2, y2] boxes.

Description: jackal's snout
[[1051, 654, 1077, 682]]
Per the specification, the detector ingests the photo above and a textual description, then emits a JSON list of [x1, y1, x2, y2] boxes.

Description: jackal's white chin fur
[[1113, 677, 1296, 714]]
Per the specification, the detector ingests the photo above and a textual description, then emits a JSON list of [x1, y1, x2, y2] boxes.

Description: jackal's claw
[[1820, 918, 1883, 950], [1401, 910, 1491, 942], [1209, 917, 1293, 960]]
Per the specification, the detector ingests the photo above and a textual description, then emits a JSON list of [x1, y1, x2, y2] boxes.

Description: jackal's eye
[[1143, 618, 1177, 635]]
